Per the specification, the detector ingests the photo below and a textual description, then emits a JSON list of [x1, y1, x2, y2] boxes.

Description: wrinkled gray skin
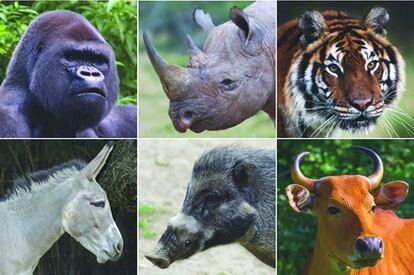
[[144, 2, 275, 133], [146, 145, 275, 268]]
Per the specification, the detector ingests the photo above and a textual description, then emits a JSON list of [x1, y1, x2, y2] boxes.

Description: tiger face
[[286, 7, 404, 136]]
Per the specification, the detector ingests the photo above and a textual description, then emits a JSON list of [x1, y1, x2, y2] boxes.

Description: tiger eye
[[367, 61, 376, 70], [328, 64, 338, 72]]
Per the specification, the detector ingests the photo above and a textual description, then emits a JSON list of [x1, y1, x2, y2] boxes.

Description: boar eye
[[185, 240, 191, 247]]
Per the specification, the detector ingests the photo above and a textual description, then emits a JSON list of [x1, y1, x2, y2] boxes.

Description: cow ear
[[363, 6, 389, 36], [233, 161, 256, 188], [193, 8, 215, 33], [373, 181, 409, 210], [285, 184, 314, 213], [298, 10, 325, 47]]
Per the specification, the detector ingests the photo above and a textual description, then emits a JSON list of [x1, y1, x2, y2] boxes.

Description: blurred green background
[[0, 0, 137, 105], [139, 1, 274, 137], [279, 1, 414, 138], [277, 140, 414, 274]]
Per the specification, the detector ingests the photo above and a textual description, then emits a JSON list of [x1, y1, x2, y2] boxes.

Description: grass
[[139, 204, 161, 240], [139, 50, 275, 138]]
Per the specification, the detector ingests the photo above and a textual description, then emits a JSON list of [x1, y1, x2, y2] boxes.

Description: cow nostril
[[356, 239, 369, 253]]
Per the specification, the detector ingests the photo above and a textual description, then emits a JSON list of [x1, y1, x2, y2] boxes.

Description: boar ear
[[233, 161, 256, 188], [193, 7, 215, 33], [298, 10, 325, 47], [373, 181, 409, 210], [363, 6, 389, 35], [285, 184, 314, 214]]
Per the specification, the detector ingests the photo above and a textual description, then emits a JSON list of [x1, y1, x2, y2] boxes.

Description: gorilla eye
[[64, 51, 81, 62], [370, 205, 377, 213], [185, 240, 191, 247], [90, 201, 105, 208], [327, 206, 340, 215]]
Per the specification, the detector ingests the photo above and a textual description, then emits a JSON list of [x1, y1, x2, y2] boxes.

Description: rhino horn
[[186, 34, 207, 68], [143, 31, 192, 100]]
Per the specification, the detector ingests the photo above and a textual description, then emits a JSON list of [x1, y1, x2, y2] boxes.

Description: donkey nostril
[[116, 242, 123, 252], [356, 239, 369, 253]]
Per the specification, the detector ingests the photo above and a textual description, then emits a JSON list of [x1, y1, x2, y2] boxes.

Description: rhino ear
[[233, 161, 256, 188], [298, 10, 325, 47], [229, 6, 252, 43], [363, 6, 389, 35], [193, 7, 215, 33]]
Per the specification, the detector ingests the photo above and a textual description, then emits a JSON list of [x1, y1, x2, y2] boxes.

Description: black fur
[[0, 11, 136, 137]]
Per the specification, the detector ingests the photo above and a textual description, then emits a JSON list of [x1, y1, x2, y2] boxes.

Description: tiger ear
[[363, 6, 389, 36], [298, 10, 325, 47]]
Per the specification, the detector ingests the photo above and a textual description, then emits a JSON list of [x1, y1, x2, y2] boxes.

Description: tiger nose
[[349, 97, 373, 111]]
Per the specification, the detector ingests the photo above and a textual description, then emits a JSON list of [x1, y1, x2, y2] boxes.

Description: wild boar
[[145, 145, 275, 268], [143, 2, 275, 133]]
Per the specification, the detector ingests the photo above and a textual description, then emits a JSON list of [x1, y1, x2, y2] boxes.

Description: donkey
[[0, 142, 123, 275]]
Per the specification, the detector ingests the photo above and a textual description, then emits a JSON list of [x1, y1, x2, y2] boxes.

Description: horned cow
[[285, 146, 414, 274]]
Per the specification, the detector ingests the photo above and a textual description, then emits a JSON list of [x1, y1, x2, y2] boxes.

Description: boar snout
[[145, 253, 171, 269]]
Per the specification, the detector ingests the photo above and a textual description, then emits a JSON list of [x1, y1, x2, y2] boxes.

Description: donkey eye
[[327, 206, 340, 215], [90, 201, 105, 208]]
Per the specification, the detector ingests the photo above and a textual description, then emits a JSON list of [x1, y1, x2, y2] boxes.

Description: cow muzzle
[[351, 236, 383, 267]]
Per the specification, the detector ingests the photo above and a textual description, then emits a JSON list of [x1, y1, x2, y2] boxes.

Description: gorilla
[[0, 10, 137, 137]]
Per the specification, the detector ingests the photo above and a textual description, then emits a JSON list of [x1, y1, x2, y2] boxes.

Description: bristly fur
[[1, 159, 86, 201]]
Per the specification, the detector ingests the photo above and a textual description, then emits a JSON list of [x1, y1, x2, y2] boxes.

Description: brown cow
[[285, 146, 414, 274]]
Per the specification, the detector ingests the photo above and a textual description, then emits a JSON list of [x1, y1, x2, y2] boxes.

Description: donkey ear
[[285, 184, 314, 214], [81, 142, 114, 181], [193, 7, 215, 33], [373, 181, 409, 209], [364, 6, 389, 35], [298, 10, 325, 47], [233, 161, 256, 188]]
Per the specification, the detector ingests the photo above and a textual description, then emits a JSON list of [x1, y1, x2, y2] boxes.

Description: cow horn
[[186, 34, 207, 68], [143, 31, 191, 100], [353, 146, 383, 189], [291, 152, 316, 190]]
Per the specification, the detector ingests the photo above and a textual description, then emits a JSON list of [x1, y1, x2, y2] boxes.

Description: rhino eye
[[219, 78, 238, 91]]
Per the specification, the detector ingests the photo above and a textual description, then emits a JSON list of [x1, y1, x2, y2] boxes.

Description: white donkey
[[0, 142, 123, 275]]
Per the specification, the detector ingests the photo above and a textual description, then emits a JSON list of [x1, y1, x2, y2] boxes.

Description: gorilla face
[[19, 11, 119, 131]]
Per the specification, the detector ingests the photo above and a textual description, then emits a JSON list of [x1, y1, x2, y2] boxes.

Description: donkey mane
[[1, 159, 86, 201]]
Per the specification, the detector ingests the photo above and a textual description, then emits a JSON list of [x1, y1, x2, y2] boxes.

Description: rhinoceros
[[143, 1, 275, 133]]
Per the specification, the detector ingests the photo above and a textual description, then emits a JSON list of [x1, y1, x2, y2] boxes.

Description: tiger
[[277, 7, 405, 137]]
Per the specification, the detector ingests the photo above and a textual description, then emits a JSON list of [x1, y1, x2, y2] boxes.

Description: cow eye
[[90, 201, 105, 208], [370, 205, 377, 213], [327, 206, 340, 215]]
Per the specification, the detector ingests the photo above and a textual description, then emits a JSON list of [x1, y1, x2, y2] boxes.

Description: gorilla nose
[[355, 237, 383, 258], [349, 97, 373, 111], [77, 65, 104, 82]]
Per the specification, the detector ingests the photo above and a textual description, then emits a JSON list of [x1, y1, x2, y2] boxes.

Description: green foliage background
[[0, 0, 137, 105], [277, 140, 414, 274], [139, 1, 274, 137], [279, 1, 414, 138]]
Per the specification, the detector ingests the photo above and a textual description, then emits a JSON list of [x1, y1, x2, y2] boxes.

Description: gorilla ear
[[193, 7, 215, 33], [233, 161, 256, 188], [298, 10, 326, 47], [364, 6, 389, 35]]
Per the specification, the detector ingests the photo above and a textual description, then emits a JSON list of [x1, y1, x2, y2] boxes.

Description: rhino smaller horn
[[186, 35, 207, 68]]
